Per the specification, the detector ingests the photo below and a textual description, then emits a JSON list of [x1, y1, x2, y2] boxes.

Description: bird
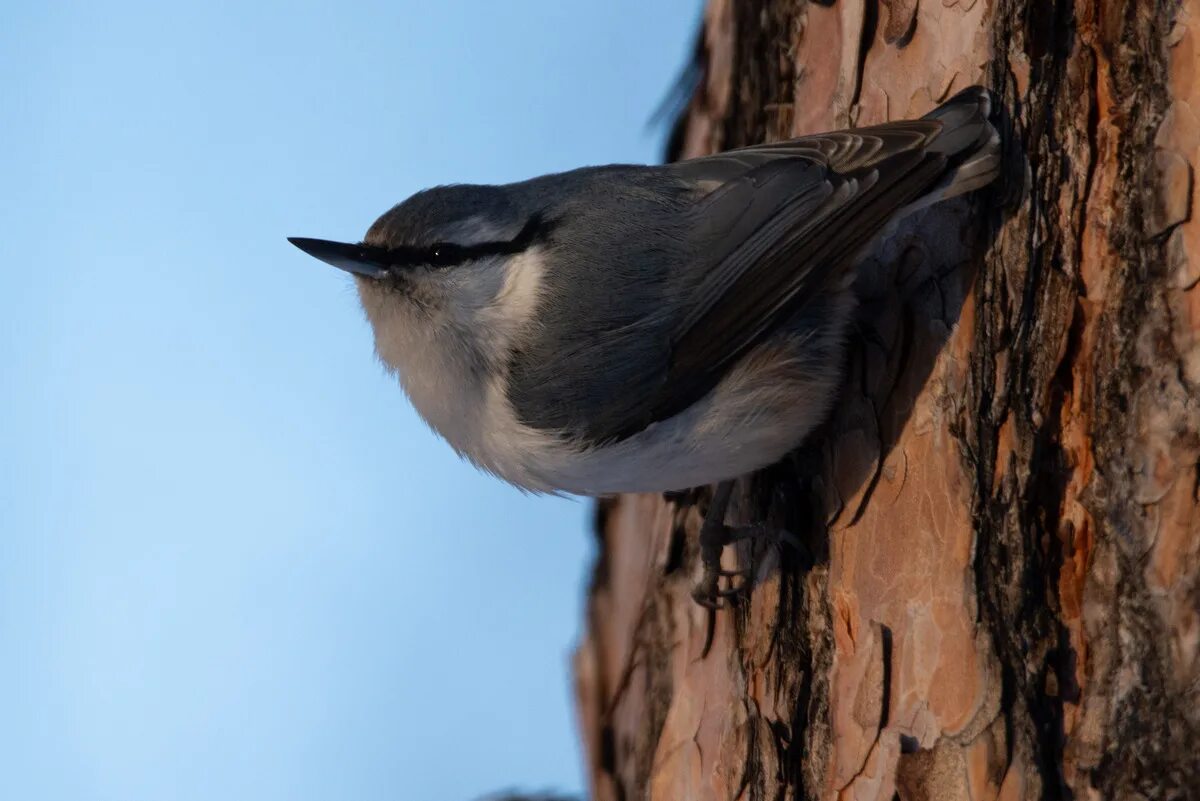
[[289, 86, 1001, 605]]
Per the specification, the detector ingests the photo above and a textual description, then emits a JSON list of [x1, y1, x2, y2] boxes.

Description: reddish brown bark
[[573, 2, 1199, 799]]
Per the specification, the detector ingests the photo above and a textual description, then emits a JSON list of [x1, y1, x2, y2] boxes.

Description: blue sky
[[0, 2, 700, 799]]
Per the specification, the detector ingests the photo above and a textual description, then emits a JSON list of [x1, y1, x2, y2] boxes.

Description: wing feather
[[507, 88, 997, 446], [629, 147, 946, 429]]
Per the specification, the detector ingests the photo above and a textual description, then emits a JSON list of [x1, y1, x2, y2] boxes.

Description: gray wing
[[639, 89, 997, 428], [642, 122, 950, 427], [508, 88, 994, 445]]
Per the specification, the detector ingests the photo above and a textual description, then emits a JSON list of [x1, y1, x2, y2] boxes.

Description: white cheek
[[457, 248, 546, 366], [494, 247, 546, 326]]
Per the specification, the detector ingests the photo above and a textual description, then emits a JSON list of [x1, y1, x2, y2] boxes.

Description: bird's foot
[[690, 520, 797, 609]]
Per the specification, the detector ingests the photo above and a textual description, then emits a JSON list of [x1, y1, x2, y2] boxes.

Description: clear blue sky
[[0, 2, 700, 799]]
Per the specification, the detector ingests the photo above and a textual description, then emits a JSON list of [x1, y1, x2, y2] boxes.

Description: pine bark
[[572, 2, 1200, 799]]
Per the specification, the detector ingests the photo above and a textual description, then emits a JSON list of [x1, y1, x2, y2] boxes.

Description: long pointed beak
[[287, 237, 391, 278]]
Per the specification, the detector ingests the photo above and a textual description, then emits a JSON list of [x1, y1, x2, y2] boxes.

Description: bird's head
[[290, 183, 555, 376]]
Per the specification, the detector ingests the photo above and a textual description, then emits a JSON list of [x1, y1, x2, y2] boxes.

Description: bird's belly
[[476, 335, 844, 495], [538, 385, 828, 494], [541, 416, 803, 495]]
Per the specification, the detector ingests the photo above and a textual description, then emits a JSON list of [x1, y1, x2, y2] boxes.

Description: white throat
[[356, 248, 548, 464]]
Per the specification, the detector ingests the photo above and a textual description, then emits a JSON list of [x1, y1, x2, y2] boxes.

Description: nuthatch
[[290, 86, 1000, 604]]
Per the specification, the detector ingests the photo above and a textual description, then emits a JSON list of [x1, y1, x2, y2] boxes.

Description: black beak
[[287, 237, 391, 278]]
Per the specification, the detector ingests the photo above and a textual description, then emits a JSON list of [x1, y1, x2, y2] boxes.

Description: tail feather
[[672, 84, 1002, 216], [913, 86, 1001, 208]]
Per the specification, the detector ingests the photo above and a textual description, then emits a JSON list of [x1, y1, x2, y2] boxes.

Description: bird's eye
[[428, 243, 458, 268]]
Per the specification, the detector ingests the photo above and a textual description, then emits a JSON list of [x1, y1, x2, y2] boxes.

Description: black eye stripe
[[372, 214, 557, 270], [427, 243, 463, 268]]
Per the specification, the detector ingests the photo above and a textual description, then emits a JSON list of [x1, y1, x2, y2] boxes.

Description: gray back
[[502, 166, 702, 444]]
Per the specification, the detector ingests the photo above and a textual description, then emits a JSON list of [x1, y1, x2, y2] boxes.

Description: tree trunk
[[572, 2, 1200, 800]]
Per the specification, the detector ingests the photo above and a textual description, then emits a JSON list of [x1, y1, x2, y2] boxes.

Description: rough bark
[[572, 2, 1200, 800]]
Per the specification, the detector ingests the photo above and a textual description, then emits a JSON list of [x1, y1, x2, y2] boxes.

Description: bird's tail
[[910, 86, 1002, 209]]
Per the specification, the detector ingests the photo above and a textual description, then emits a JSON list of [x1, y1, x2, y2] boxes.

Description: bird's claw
[[690, 522, 798, 608], [690, 577, 748, 609], [687, 480, 803, 611]]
